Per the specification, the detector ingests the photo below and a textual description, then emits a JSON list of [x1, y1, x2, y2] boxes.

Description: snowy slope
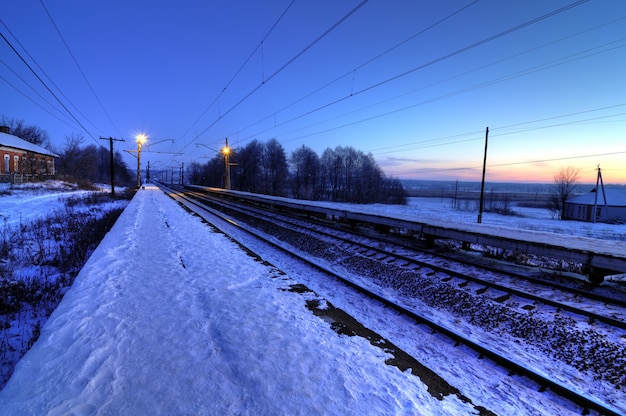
[[0, 186, 479, 415]]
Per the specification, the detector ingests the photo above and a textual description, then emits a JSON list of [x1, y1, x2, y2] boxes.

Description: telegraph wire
[[372, 107, 626, 156], [0, 58, 76, 125], [371, 103, 626, 154], [390, 150, 626, 177], [0, 74, 77, 129], [0, 19, 101, 138], [0, 28, 100, 145], [39, 0, 123, 139]]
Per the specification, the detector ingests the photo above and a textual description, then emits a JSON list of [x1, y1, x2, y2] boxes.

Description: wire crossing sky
[[2, 0, 625, 184]]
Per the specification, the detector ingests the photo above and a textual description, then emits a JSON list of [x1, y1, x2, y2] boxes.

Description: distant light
[[222, 146, 230, 155], [136, 134, 147, 144]]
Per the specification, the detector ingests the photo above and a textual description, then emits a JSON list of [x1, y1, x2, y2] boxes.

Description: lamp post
[[196, 138, 232, 190], [222, 138, 231, 190], [136, 134, 147, 188]]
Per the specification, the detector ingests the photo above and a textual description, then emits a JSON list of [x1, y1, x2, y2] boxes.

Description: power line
[[260, 31, 626, 149], [228, 0, 481, 146], [0, 27, 100, 145], [390, 150, 626, 177], [0, 58, 77, 126], [372, 106, 626, 156], [177, 0, 297, 144], [371, 103, 626, 155], [0, 19, 102, 136], [39, 0, 123, 139], [178, 0, 370, 154], [0, 74, 76, 128], [228, 0, 594, 149]]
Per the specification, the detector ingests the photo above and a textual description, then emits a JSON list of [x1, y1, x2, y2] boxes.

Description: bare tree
[[551, 166, 580, 219], [0, 117, 50, 147], [290, 145, 320, 200], [262, 138, 288, 196], [56, 134, 132, 186], [234, 139, 263, 192]]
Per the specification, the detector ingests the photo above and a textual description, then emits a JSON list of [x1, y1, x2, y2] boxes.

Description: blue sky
[[2, 0, 625, 183]]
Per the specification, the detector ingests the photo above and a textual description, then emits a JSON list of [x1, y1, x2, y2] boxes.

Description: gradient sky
[[2, 0, 625, 184]]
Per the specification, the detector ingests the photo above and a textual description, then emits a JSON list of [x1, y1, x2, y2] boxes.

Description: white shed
[[564, 187, 626, 223]]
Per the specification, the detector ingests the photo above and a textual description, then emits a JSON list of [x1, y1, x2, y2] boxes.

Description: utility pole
[[99, 136, 125, 196], [592, 165, 609, 223], [477, 127, 489, 224]]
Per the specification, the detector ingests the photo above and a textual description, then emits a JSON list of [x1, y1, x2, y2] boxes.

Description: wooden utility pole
[[478, 127, 489, 224], [99, 136, 125, 196], [592, 165, 609, 223]]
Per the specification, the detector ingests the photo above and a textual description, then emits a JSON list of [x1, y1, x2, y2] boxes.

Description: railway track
[[184, 186, 626, 328], [158, 183, 625, 416]]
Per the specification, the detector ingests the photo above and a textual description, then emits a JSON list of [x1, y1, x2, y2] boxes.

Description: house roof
[[0, 132, 59, 158], [567, 187, 626, 206]]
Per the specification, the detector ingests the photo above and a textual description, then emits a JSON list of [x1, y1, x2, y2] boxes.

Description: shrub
[[0, 190, 130, 388]]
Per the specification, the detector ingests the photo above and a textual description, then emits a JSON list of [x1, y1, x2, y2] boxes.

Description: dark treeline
[[4, 118, 404, 202], [188, 138, 407, 205], [2, 118, 134, 188], [55, 134, 134, 187]]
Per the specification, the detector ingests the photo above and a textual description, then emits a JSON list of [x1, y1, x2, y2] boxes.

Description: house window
[[3, 155, 8, 173], [13, 156, 19, 172]]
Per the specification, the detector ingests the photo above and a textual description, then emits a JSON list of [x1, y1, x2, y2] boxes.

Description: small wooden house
[[564, 187, 626, 223], [0, 126, 59, 183]]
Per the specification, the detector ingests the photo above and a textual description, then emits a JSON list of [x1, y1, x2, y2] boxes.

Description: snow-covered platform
[[0, 185, 481, 415], [202, 186, 626, 280]]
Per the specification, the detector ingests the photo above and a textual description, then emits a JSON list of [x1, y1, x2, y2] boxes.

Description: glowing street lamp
[[222, 138, 231, 190], [136, 134, 147, 188], [195, 138, 232, 190]]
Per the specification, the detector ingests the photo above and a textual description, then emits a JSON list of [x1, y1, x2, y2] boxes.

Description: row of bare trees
[[2, 118, 134, 187], [1, 117, 50, 148], [55, 134, 134, 187], [188, 139, 407, 204]]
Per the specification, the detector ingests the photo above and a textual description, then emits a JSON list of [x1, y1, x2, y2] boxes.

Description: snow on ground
[[0, 181, 87, 227], [0, 184, 624, 414], [331, 196, 626, 242], [0, 185, 476, 415]]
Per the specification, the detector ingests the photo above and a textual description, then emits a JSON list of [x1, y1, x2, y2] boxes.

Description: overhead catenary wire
[[227, 0, 482, 145], [175, 0, 370, 156], [239, 22, 624, 151], [223, 0, 594, 149], [2, 0, 619, 182], [176, 0, 297, 146]]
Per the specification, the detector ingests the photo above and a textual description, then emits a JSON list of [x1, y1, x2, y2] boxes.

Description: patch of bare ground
[[285, 284, 495, 416]]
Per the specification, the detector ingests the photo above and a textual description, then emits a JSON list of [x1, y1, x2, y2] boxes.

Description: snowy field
[[319, 195, 626, 242], [0, 183, 624, 414]]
